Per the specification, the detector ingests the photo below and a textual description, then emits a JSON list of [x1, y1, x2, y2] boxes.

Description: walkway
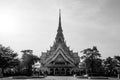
[[0, 76, 118, 80]]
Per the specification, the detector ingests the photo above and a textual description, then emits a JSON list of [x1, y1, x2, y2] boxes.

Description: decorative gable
[[44, 47, 75, 66], [55, 54, 65, 62]]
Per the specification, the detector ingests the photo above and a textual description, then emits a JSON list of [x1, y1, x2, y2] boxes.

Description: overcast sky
[[0, 0, 120, 58]]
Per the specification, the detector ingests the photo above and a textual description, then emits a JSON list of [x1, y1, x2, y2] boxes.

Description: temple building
[[40, 10, 80, 76]]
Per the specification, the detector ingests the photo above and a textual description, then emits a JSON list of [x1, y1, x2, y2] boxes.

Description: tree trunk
[[0, 68, 4, 77], [27, 65, 32, 76], [118, 74, 120, 79]]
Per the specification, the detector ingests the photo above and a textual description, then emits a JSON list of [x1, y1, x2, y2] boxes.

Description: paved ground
[[0, 76, 119, 80]]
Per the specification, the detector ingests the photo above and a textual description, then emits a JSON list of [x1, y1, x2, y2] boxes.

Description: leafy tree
[[114, 56, 120, 78], [21, 50, 40, 76], [114, 56, 120, 73], [114, 56, 120, 64], [0, 44, 19, 75], [81, 46, 103, 76], [103, 57, 118, 76]]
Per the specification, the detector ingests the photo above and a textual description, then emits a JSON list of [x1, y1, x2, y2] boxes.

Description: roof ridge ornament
[[57, 9, 62, 32], [55, 9, 64, 43]]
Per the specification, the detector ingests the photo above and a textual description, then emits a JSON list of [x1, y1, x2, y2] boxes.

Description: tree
[[0, 44, 19, 75], [114, 56, 120, 64], [81, 46, 103, 76], [114, 56, 120, 78], [103, 57, 118, 76], [21, 50, 40, 76]]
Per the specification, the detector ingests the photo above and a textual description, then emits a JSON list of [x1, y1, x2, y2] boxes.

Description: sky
[[0, 0, 120, 59]]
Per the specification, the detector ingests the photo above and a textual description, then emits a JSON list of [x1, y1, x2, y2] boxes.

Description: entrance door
[[55, 68, 65, 76], [55, 68, 59, 75], [60, 68, 65, 76]]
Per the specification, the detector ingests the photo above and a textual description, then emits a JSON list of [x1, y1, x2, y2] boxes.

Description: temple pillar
[[65, 68, 66, 75], [54, 68, 55, 75]]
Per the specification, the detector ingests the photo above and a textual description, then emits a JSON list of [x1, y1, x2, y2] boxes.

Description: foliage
[[1, 43, 120, 77], [20, 49, 40, 76], [0, 44, 19, 75], [114, 56, 120, 64], [103, 57, 118, 76], [81, 46, 103, 75]]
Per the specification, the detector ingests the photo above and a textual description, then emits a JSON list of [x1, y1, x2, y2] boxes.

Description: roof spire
[[57, 9, 62, 32], [55, 9, 64, 43]]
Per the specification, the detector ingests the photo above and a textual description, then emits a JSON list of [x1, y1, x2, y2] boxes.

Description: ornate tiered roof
[[40, 10, 80, 67]]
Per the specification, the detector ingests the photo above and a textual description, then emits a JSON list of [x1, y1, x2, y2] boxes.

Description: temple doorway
[[49, 68, 72, 76], [54, 68, 66, 76], [55, 68, 66, 76]]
